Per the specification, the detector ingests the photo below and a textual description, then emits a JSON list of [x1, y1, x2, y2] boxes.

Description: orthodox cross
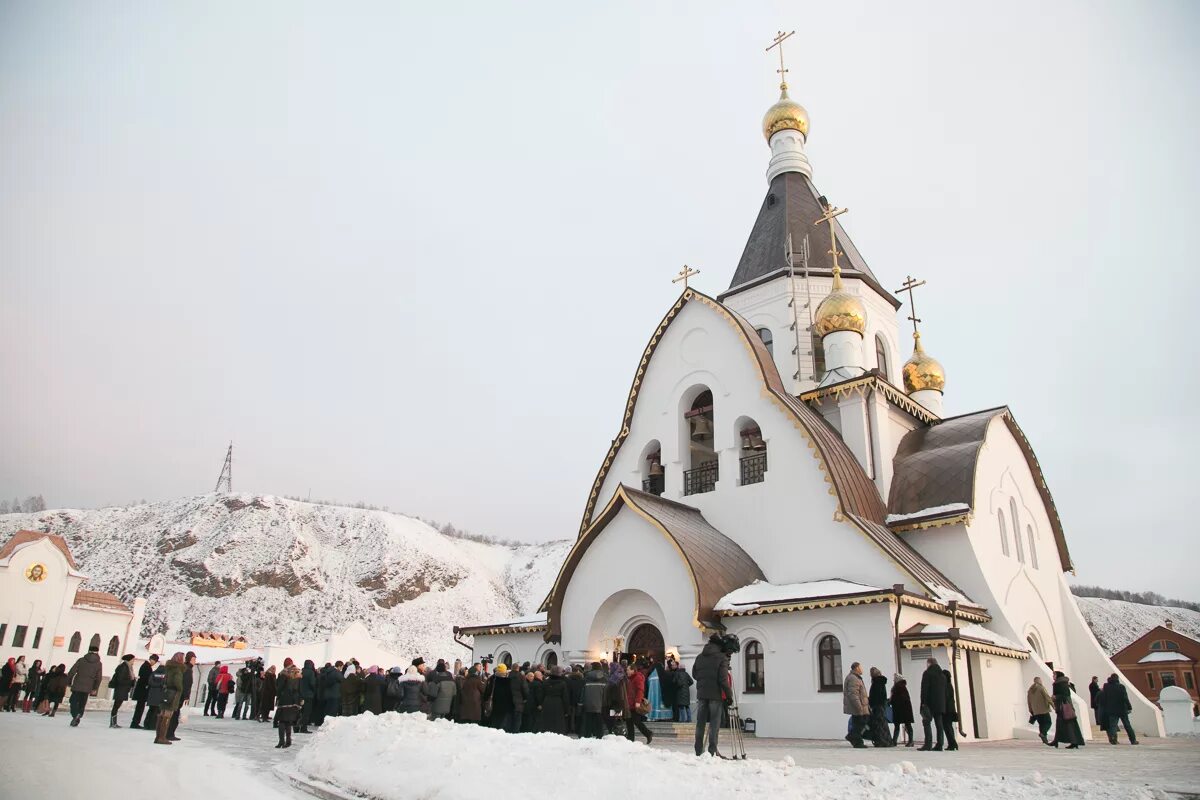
[[813, 196, 848, 275], [672, 264, 700, 289], [766, 30, 795, 86], [894, 275, 927, 337]]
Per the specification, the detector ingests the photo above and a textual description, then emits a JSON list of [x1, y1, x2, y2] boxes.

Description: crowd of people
[[1, 640, 1146, 756]]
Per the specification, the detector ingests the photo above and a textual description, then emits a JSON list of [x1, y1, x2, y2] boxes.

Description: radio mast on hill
[[214, 442, 233, 493]]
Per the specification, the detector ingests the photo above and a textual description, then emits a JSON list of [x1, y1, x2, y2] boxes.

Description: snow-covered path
[[0, 708, 309, 800]]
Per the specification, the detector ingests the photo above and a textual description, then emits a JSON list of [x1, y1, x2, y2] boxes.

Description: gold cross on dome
[[766, 30, 795, 87], [672, 264, 700, 289], [894, 275, 928, 337], [813, 195, 848, 276]]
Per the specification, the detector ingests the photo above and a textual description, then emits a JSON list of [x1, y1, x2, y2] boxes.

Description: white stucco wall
[[466, 631, 547, 670]]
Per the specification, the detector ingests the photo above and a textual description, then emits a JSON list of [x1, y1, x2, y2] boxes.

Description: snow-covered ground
[[0, 494, 570, 658], [1074, 596, 1200, 654], [289, 714, 1195, 800]]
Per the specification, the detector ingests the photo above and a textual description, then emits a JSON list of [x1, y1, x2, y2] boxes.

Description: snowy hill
[[1075, 596, 1200, 654], [0, 494, 570, 660]]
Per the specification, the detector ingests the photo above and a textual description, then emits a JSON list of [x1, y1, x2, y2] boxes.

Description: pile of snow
[[292, 714, 1155, 800], [0, 494, 570, 660], [1074, 596, 1200, 654], [886, 503, 969, 525]]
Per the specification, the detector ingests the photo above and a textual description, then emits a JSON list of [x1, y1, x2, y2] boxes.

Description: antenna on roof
[[214, 442, 232, 493]]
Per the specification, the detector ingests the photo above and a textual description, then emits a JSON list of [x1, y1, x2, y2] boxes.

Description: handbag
[[1061, 702, 1076, 721], [634, 698, 650, 716]]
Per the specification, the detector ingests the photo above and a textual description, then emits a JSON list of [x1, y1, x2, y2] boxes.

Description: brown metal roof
[[888, 407, 1072, 571], [72, 589, 131, 613], [0, 530, 79, 570], [720, 171, 900, 310], [544, 485, 766, 639], [557, 288, 976, 611]]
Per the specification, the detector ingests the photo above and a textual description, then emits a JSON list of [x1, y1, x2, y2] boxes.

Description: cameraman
[[692, 633, 730, 757]]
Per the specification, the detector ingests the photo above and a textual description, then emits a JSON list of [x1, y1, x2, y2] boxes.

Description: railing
[[641, 473, 665, 496], [740, 452, 767, 486], [683, 461, 719, 496]]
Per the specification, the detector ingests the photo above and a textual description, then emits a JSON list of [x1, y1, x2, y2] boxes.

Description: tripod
[[723, 667, 748, 760]]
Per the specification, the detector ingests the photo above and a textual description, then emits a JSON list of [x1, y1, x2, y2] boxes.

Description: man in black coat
[[129, 654, 158, 729], [166, 652, 196, 741], [1101, 674, 1138, 745], [203, 661, 221, 716], [918, 658, 946, 751], [108, 654, 136, 728], [297, 659, 318, 733], [942, 668, 959, 751], [692, 634, 729, 757]]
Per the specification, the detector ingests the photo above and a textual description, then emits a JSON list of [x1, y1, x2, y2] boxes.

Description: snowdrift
[[292, 714, 1154, 800]]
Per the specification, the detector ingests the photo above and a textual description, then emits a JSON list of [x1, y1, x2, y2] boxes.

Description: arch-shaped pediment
[[544, 485, 765, 641]]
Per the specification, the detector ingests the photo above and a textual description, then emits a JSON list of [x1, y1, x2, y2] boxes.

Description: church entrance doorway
[[626, 623, 665, 664]]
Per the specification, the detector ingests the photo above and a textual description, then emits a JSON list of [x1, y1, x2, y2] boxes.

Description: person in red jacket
[[214, 665, 234, 718], [622, 660, 653, 745]]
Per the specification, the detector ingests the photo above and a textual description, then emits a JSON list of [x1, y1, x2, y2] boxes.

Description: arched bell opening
[[681, 387, 717, 495]]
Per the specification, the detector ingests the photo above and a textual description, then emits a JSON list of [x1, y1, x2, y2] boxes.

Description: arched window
[[744, 641, 764, 693], [683, 389, 717, 495], [89, 633, 101, 652], [1166, 641, 1180, 651], [1150, 641, 1162, 651], [738, 417, 767, 486], [997, 509, 1010, 557], [107, 635, 120, 657], [68, 632, 82, 653], [1010, 499, 1025, 563], [1026, 633, 1043, 657], [811, 332, 826, 382], [875, 334, 889, 380], [640, 440, 664, 496], [756, 328, 774, 357], [543, 651, 558, 669], [498, 652, 512, 668], [818, 635, 842, 692], [1026, 525, 1038, 569]]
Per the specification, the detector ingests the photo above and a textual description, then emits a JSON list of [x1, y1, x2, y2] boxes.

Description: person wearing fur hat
[[274, 659, 302, 749], [396, 665, 425, 714], [165, 652, 197, 742], [484, 664, 513, 729], [890, 673, 915, 747]]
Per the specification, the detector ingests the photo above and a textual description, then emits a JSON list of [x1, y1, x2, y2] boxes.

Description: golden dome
[[902, 334, 946, 394], [762, 83, 809, 141], [813, 272, 866, 337]]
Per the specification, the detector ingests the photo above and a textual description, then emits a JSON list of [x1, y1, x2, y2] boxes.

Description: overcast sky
[[2, 2, 1197, 600]]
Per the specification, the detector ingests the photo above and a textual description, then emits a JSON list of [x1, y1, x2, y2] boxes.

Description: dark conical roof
[[720, 171, 900, 309]]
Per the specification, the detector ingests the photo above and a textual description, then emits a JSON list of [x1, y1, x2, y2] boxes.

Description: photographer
[[692, 633, 732, 757]]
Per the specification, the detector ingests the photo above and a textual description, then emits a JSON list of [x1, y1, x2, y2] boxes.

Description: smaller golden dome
[[902, 334, 945, 394], [762, 83, 809, 142], [813, 272, 866, 337]]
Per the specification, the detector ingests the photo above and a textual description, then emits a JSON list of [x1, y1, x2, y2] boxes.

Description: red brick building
[[1111, 623, 1199, 704]]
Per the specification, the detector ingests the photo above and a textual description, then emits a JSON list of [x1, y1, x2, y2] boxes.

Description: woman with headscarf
[[362, 666, 385, 715], [3, 656, 26, 712], [274, 659, 302, 749], [889, 673, 915, 747], [259, 665, 276, 722], [398, 665, 425, 714]]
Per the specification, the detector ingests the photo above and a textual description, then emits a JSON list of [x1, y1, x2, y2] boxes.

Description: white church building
[[459, 73, 1165, 741], [0, 530, 147, 686]]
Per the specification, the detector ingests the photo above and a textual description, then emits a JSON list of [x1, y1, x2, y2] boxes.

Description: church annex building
[[456, 69, 1164, 741]]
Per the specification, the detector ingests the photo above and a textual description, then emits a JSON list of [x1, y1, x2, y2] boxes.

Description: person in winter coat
[[361, 666, 385, 715], [154, 653, 186, 745], [1101, 673, 1138, 745], [458, 667, 486, 724], [0, 658, 11, 699], [424, 660, 457, 720], [565, 665, 585, 734], [259, 665, 277, 722], [21, 659, 43, 713], [1088, 676, 1102, 728], [382, 667, 404, 713], [1050, 671, 1085, 749], [623, 664, 653, 744], [867, 667, 892, 747], [166, 652, 196, 742], [213, 665, 233, 718], [842, 662, 870, 748], [108, 654, 135, 727], [274, 659, 302, 749], [233, 664, 252, 720], [484, 665, 512, 729], [3, 656, 26, 712], [692, 634, 729, 757], [40, 665, 68, 717], [578, 662, 608, 739], [397, 665, 425, 714], [508, 665, 529, 733], [522, 671, 542, 732], [890, 674, 915, 747], [918, 658, 947, 751], [535, 666, 569, 734], [319, 662, 342, 718], [670, 660, 694, 722], [203, 661, 221, 716], [941, 668, 959, 751], [1027, 676, 1054, 744], [66, 645, 104, 727], [341, 663, 363, 716], [296, 659, 317, 732], [130, 654, 158, 728]]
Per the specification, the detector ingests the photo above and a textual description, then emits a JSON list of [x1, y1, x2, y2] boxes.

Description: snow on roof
[[885, 503, 970, 525], [129, 639, 265, 663], [1137, 651, 1193, 664], [715, 579, 884, 612], [905, 623, 1027, 653], [459, 612, 548, 633]]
